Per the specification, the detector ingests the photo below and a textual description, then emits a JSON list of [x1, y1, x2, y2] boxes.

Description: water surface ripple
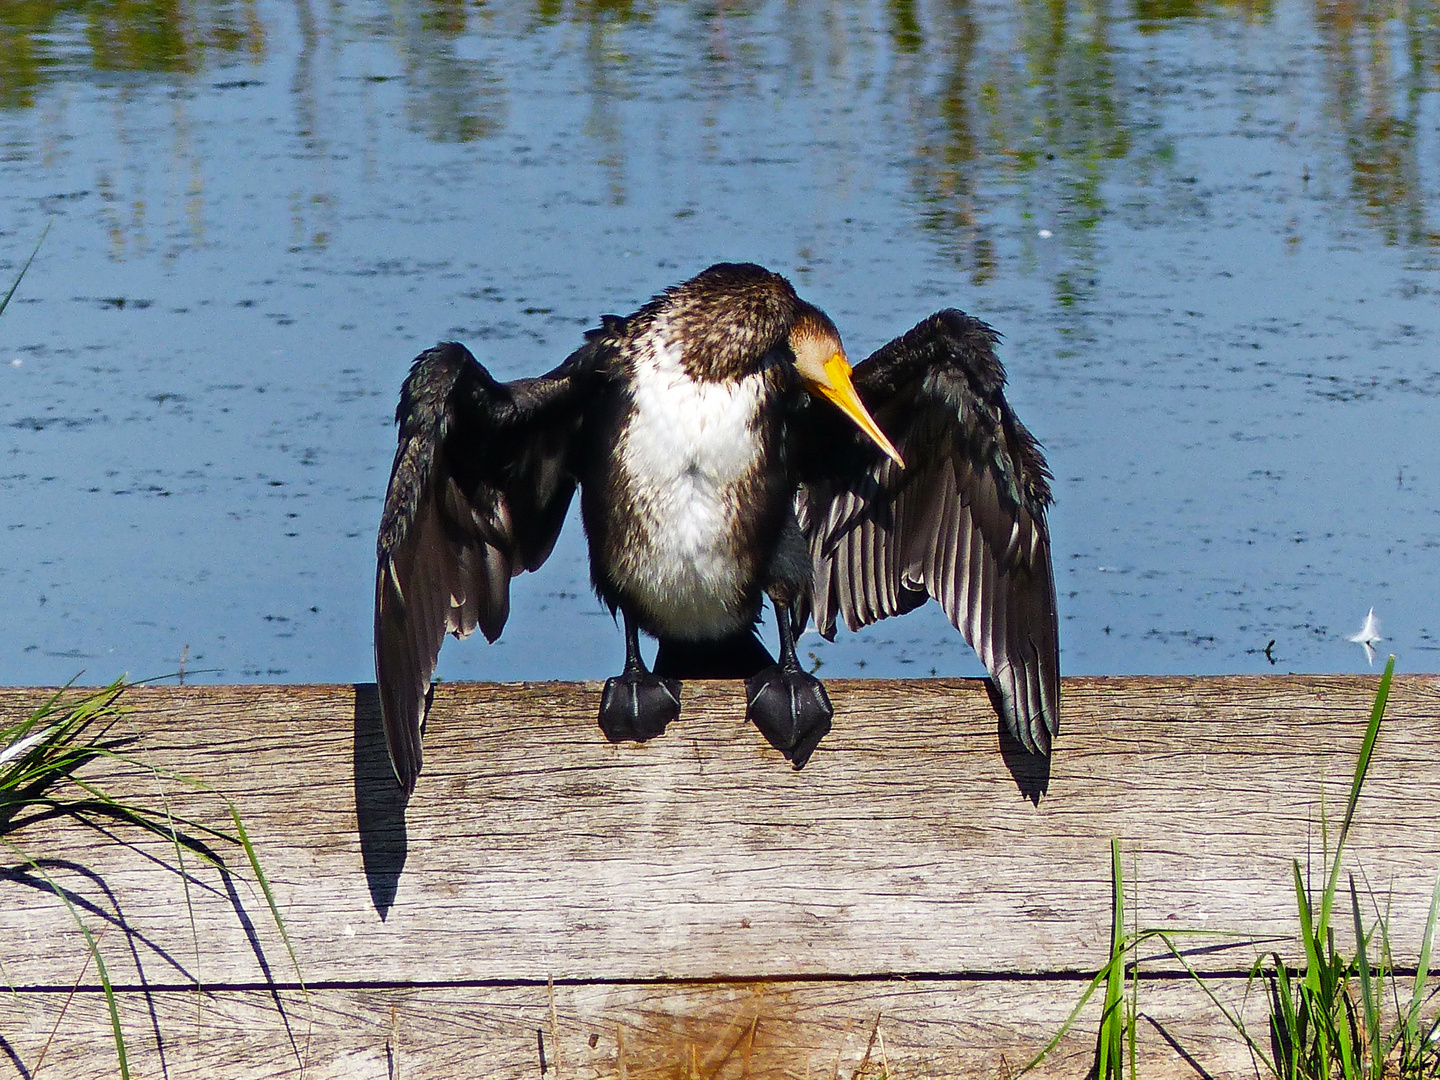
[[1, 0, 1436, 684]]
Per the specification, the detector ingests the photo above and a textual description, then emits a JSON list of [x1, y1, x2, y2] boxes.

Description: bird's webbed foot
[[744, 666, 833, 769], [746, 594, 834, 768], [598, 669, 681, 743], [599, 614, 681, 743]]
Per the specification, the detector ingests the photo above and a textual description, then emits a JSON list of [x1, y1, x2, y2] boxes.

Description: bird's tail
[[653, 630, 775, 679]]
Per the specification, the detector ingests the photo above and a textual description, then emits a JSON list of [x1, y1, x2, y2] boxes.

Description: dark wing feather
[[375, 340, 595, 791], [796, 311, 1060, 753]]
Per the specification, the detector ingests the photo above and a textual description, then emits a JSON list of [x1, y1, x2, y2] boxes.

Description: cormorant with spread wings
[[375, 262, 1058, 791]]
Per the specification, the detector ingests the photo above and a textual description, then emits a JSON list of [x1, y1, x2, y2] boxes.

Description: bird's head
[[789, 309, 904, 468]]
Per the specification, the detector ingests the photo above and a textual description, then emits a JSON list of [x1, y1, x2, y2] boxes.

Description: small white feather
[[1347, 607, 1383, 667]]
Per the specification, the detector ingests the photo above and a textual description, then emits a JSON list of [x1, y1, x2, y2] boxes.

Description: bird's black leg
[[598, 611, 682, 743], [745, 599, 833, 769]]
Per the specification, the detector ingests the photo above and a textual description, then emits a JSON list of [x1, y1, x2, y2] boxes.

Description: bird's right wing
[[375, 340, 595, 791]]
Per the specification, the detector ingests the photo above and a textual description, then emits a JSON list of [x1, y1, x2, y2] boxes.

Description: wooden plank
[[0, 977, 1273, 1079], [2, 677, 1438, 990]]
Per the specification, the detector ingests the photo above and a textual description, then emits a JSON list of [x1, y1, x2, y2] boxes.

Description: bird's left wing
[[375, 340, 596, 791], [795, 311, 1060, 753]]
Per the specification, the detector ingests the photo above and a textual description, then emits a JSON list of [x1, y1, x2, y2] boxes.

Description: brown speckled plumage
[[374, 262, 1060, 790], [615, 263, 802, 384]]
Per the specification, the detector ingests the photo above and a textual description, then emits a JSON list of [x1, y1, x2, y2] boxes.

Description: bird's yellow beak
[[804, 353, 905, 468]]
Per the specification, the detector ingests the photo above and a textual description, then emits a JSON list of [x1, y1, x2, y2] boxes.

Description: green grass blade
[[3, 838, 129, 1080], [1335, 1010, 1355, 1080], [1294, 860, 1322, 994], [1350, 877, 1380, 1077], [3, 679, 127, 832], [1321, 656, 1394, 937], [1020, 853, 1152, 1076], [1017, 969, 1109, 1074], [1341, 656, 1393, 845], [228, 804, 305, 993], [0, 219, 51, 320], [1107, 842, 1123, 1060], [1127, 961, 1139, 1080], [1153, 939, 1282, 1076], [1273, 959, 1299, 1080], [1097, 838, 1126, 1079], [1406, 869, 1440, 1050], [148, 763, 204, 991], [78, 919, 127, 1079]]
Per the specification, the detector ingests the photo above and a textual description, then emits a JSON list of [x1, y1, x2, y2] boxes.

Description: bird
[[1347, 607, 1383, 666], [374, 262, 1059, 792]]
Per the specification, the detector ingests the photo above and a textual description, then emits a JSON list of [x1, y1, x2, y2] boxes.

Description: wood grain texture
[[1, 977, 1273, 1079], [3, 677, 1437, 994]]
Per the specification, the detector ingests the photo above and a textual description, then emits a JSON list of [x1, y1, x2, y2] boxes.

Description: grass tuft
[[1029, 656, 1439, 1080], [2, 677, 305, 1075], [1241, 655, 1440, 1080]]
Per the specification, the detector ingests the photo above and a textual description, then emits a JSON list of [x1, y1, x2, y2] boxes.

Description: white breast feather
[[617, 319, 766, 638]]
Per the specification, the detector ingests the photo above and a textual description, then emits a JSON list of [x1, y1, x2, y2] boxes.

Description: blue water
[[1, 0, 1437, 685]]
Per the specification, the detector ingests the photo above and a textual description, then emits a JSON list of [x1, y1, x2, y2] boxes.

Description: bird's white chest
[[623, 345, 765, 493], [613, 336, 768, 636]]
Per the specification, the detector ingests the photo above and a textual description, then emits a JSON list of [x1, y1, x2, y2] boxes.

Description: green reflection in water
[[1315, 0, 1440, 248], [888, 0, 924, 53], [1133, 0, 1273, 31], [898, 0, 1132, 298], [0, 0, 264, 108], [530, 0, 652, 28], [3, 0, 1438, 263]]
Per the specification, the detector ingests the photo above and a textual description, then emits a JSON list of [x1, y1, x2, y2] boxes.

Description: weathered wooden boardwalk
[[2, 676, 1438, 1079]]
